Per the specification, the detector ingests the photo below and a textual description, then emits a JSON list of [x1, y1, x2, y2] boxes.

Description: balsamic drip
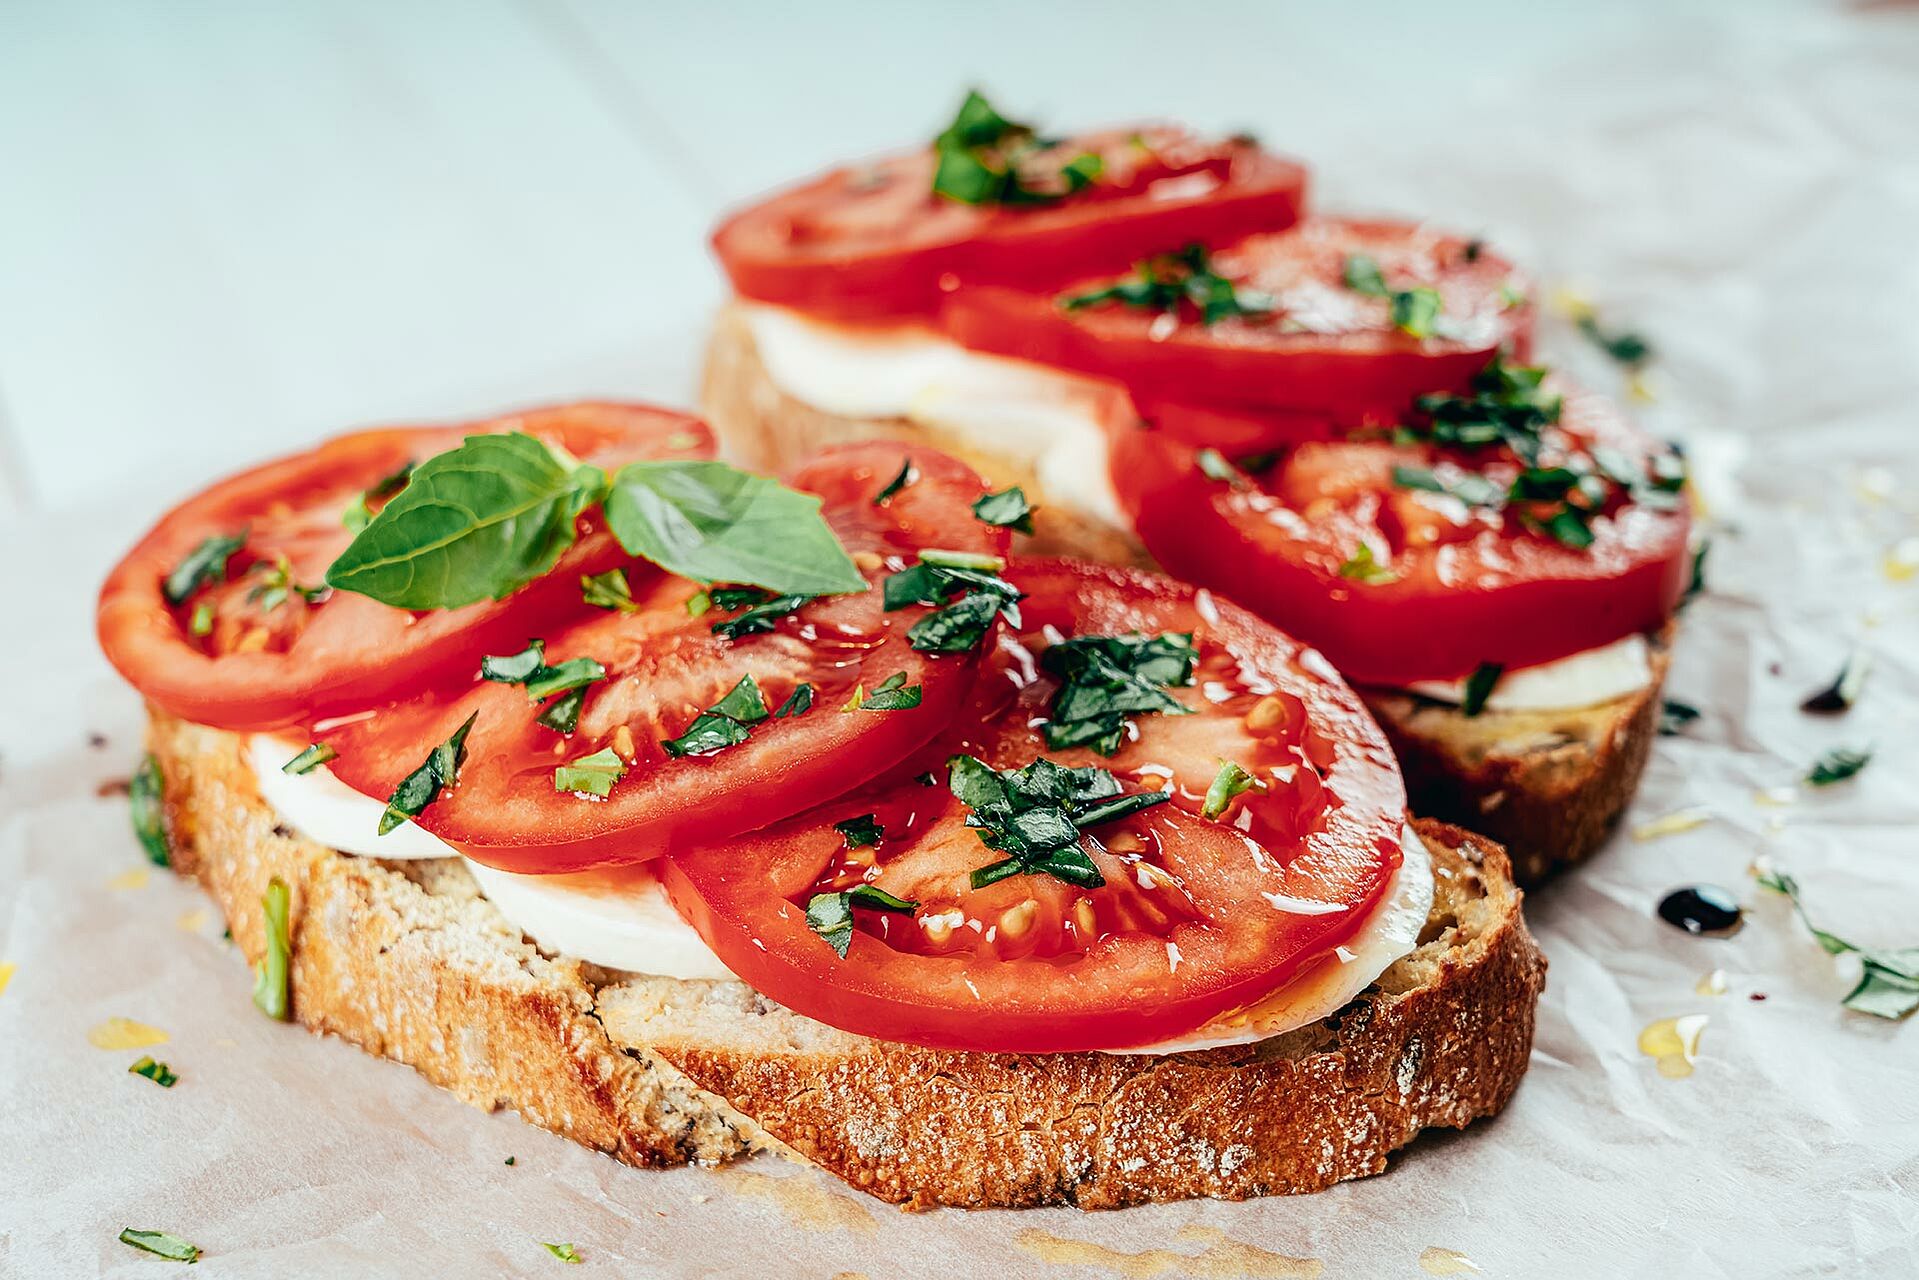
[[1657, 884, 1744, 936]]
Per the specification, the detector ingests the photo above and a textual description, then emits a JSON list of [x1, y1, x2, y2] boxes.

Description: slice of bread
[[147, 709, 1543, 1209], [701, 301, 1668, 883]]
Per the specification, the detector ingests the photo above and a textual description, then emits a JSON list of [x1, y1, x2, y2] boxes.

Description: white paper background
[[2, 3, 1916, 1276]]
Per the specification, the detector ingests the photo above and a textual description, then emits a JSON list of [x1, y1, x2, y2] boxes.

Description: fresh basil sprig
[[948, 755, 1169, 889], [1040, 633, 1197, 753], [806, 884, 919, 958], [327, 433, 864, 611], [380, 713, 477, 834], [1754, 864, 1917, 1019]]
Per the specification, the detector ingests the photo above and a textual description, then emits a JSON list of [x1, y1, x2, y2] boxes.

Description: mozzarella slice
[[1108, 826, 1434, 1055], [463, 860, 736, 982], [1404, 633, 1653, 713], [248, 735, 453, 859]]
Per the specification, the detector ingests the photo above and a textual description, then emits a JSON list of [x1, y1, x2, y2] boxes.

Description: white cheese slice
[[248, 735, 453, 859], [1404, 632, 1653, 713], [463, 860, 737, 982]]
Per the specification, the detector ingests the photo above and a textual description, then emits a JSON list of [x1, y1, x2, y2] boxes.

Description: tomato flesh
[[941, 218, 1532, 420], [713, 128, 1307, 321], [1113, 383, 1691, 686], [316, 444, 1010, 872], [97, 404, 712, 731], [661, 559, 1407, 1054]]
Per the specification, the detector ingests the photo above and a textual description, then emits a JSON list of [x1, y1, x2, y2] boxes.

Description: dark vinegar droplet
[[1657, 884, 1744, 936]]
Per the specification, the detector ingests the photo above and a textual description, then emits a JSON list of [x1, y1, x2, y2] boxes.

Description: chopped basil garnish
[[554, 747, 625, 798], [188, 601, 214, 636], [873, 459, 915, 506], [948, 755, 1168, 889], [328, 434, 864, 610], [972, 486, 1035, 534], [165, 529, 247, 605], [834, 814, 884, 848], [931, 90, 1100, 206], [129, 1055, 178, 1087], [847, 671, 924, 712], [129, 753, 170, 867], [380, 713, 476, 834], [1806, 746, 1871, 787], [884, 555, 1023, 654], [774, 683, 814, 718], [525, 659, 606, 701], [1576, 313, 1653, 367], [481, 639, 548, 684], [281, 743, 337, 775], [662, 675, 768, 757], [1412, 356, 1560, 462], [542, 1241, 584, 1264], [536, 687, 587, 736], [806, 884, 919, 959], [1337, 541, 1398, 584], [1040, 632, 1197, 753], [245, 554, 326, 613], [709, 589, 814, 640], [253, 875, 292, 1021], [481, 640, 605, 730], [343, 459, 415, 534], [1657, 699, 1701, 736], [580, 568, 637, 612], [1800, 650, 1870, 714], [1202, 760, 1264, 821], [1342, 253, 1442, 338], [119, 1229, 201, 1263], [1754, 865, 1918, 1019], [1060, 244, 1273, 326], [1460, 663, 1503, 717]]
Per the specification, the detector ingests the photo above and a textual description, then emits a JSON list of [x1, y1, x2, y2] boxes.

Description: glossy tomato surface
[[1113, 384, 1691, 686], [713, 127, 1307, 321], [661, 559, 1408, 1054], [317, 444, 1010, 872], [97, 403, 712, 731], [942, 218, 1532, 419]]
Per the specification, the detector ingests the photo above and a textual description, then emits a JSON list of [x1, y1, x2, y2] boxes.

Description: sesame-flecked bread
[[148, 708, 1544, 1209], [702, 301, 1667, 884]]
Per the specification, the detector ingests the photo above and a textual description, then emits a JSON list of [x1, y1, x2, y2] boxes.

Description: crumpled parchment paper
[[2, 6, 1916, 1277]]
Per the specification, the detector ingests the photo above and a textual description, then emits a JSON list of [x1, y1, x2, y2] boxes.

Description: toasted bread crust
[[702, 304, 1668, 883], [1360, 632, 1670, 885], [149, 711, 1543, 1208]]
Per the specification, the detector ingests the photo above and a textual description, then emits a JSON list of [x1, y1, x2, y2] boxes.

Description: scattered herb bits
[[541, 1241, 584, 1265], [281, 743, 336, 776], [1657, 699, 1701, 737], [554, 747, 626, 798], [949, 755, 1169, 890], [872, 458, 915, 506], [129, 753, 170, 867], [1202, 760, 1264, 821], [1041, 632, 1197, 753], [662, 676, 769, 757], [252, 876, 292, 1021], [579, 567, 637, 613], [1337, 541, 1397, 584], [806, 884, 919, 958], [379, 713, 476, 835], [128, 1055, 179, 1087], [971, 486, 1035, 533], [1061, 244, 1273, 326], [833, 815, 884, 849], [119, 1229, 201, 1263], [165, 529, 247, 605], [1806, 746, 1871, 787]]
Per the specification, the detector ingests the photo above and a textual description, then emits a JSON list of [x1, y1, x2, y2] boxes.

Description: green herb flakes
[[580, 567, 637, 612], [1460, 663, 1504, 718], [554, 747, 625, 798], [281, 743, 337, 776], [542, 1241, 584, 1264], [1202, 760, 1264, 820], [1040, 632, 1197, 754], [253, 875, 292, 1021], [1657, 699, 1701, 736], [662, 675, 769, 757], [1337, 541, 1398, 585], [885, 555, 1023, 655], [1800, 650, 1871, 715], [806, 884, 919, 958], [774, 683, 814, 718], [873, 458, 916, 506], [1061, 244, 1273, 327], [119, 1228, 201, 1263], [1342, 253, 1444, 338], [379, 713, 476, 835], [1806, 746, 1871, 787], [949, 755, 1169, 890], [834, 814, 884, 848], [130, 753, 170, 867], [165, 530, 248, 606], [129, 1055, 179, 1087], [972, 486, 1035, 533], [848, 671, 924, 712]]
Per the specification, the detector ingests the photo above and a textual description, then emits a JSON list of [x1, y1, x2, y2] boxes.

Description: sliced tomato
[[713, 127, 1307, 321], [942, 218, 1533, 420], [98, 404, 713, 732], [317, 444, 1010, 872], [660, 559, 1407, 1054], [1112, 383, 1691, 686]]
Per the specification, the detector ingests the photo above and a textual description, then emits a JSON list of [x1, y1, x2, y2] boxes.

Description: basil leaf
[[604, 461, 865, 596], [525, 658, 606, 701], [806, 885, 918, 958], [908, 591, 1004, 654], [129, 753, 170, 867], [253, 875, 292, 1021], [834, 814, 884, 848], [281, 743, 337, 775], [774, 683, 814, 718], [481, 640, 547, 685], [165, 530, 247, 605], [1041, 633, 1196, 753], [327, 433, 604, 609], [873, 458, 916, 506], [1807, 746, 1871, 786], [119, 1229, 201, 1263], [1461, 663, 1503, 717], [972, 486, 1035, 533], [662, 675, 769, 757], [949, 754, 1164, 889], [542, 1241, 584, 1264], [536, 686, 587, 736], [554, 746, 625, 798], [1392, 465, 1446, 493], [1800, 650, 1870, 714], [1060, 244, 1272, 326], [1754, 864, 1918, 1020], [1338, 541, 1397, 584], [129, 1055, 179, 1087], [580, 567, 637, 612], [189, 601, 214, 636], [711, 592, 813, 640], [1202, 760, 1263, 820], [854, 677, 923, 711], [379, 712, 477, 835]]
